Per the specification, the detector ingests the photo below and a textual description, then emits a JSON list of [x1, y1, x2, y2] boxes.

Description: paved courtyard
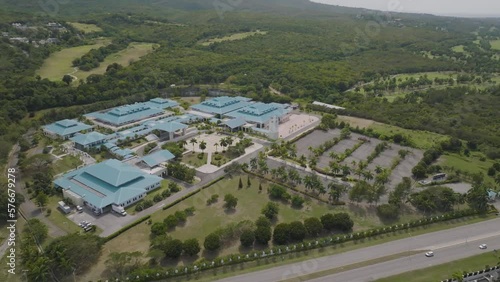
[[184, 133, 241, 153], [278, 113, 319, 139]]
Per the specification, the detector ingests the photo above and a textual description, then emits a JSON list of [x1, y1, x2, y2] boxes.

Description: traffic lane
[[308, 234, 500, 282], [215, 217, 500, 282]]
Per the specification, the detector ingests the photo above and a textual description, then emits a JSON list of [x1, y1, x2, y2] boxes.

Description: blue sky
[[311, 0, 500, 17]]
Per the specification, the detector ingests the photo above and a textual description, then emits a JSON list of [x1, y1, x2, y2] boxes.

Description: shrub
[[204, 233, 221, 251], [304, 217, 323, 237], [164, 215, 178, 229], [161, 190, 171, 198], [153, 194, 163, 203], [273, 223, 290, 245], [291, 195, 305, 208], [174, 211, 187, 222], [239, 229, 255, 248], [376, 204, 400, 221], [183, 238, 201, 256], [261, 202, 279, 220], [169, 182, 181, 193]]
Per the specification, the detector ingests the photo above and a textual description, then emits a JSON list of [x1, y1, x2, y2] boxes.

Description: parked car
[[425, 251, 434, 257], [479, 244, 487, 249], [76, 205, 83, 213]]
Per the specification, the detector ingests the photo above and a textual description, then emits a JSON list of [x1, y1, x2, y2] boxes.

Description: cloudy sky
[[311, 0, 500, 17]]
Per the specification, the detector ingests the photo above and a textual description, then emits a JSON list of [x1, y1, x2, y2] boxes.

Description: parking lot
[[294, 129, 341, 158], [67, 207, 138, 237]]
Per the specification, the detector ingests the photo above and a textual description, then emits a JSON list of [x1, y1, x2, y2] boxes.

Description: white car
[[76, 205, 83, 213], [425, 251, 434, 257], [479, 244, 487, 249]]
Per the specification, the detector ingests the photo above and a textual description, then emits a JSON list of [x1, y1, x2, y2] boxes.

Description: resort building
[[190, 96, 252, 117], [54, 159, 162, 214], [70, 131, 108, 151], [42, 119, 93, 139], [135, 150, 175, 176], [225, 102, 292, 129]]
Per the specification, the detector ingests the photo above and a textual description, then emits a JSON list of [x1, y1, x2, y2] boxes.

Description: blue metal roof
[[43, 119, 92, 137], [224, 117, 246, 129], [70, 132, 107, 146], [141, 150, 175, 167], [225, 102, 291, 124], [145, 98, 179, 110], [85, 102, 164, 126], [191, 96, 251, 115], [53, 159, 162, 209]]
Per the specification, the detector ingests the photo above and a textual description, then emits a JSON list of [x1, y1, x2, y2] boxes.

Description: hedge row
[[105, 215, 151, 242], [162, 176, 226, 211], [442, 265, 500, 282], [109, 209, 482, 282]]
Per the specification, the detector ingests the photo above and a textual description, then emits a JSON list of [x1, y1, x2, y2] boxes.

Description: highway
[[215, 217, 500, 282]]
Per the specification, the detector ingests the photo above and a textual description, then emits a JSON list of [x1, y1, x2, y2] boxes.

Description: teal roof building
[[54, 159, 162, 212], [70, 132, 108, 150], [225, 102, 291, 126], [43, 119, 93, 139], [191, 96, 251, 116]]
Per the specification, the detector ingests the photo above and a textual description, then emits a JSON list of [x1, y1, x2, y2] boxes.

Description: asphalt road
[[215, 217, 500, 282]]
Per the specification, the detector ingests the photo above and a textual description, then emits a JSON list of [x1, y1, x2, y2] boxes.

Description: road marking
[[418, 230, 500, 250]]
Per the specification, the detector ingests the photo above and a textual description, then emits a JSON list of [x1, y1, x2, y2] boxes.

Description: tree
[[183, 238, 201, 256], [204, 233, 221, 251], [238, 177, 243, 189], [409, 186, 458, 214], [254, 216, 272, 245], [164, 239, 183, 259], [190, 138, 197, 152], [250, 157, 258, 171], [239, 229, 255, 248], [35, 192, 48, 210], [151, 222, 167, 237], [247, 175, 251, 187], [273, 223, 290, 245], [289, 221, 307, 242], [199, 140, 207, 153], [24, 218, 48, 243], [62, 74, 73, 85], [268, 184, 291, 201], [224, 194, 238, 210], [466, 184, 488, 212], [259, 183, 263, 192], [291, 195, 305, 208], [304, 217, 323, 237], [376, 204, 400, 221], [331, 213, 354, 232], [174, 210, 187, 222], [261, 202, 280, 220], [164, 215, 178, 229], [412, 164, 427, 179]]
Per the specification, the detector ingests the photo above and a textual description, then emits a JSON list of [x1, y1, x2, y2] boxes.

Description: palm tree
[[199, 140, 207, 154], [341, 164, 351, 176], [219, 137, 228, 152], [363, 170, 374, 182], [250, 157, 258, 171], [190, 138, 197, 152], [270, 168, 278, 179], [304, 175, 313, 191], [329, 151, 338, 160], [178, 140, 188, 149], [317, 182, 326, 196], [329, 161, 340, 175], [328, 182, 346, 203], [375, 165, 383, 174], [308, 157, 317, 169], [226, 136, 234, 146]]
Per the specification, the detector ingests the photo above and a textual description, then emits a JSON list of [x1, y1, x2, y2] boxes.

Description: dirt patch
[[337, 115, 375, 129]]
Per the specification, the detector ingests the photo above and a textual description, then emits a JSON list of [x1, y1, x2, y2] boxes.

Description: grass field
[[337, 115, 374, 129], [440, 152, 497, 185], [199, 31, 267, 46], [368, 122, 449, 150], [36, 38, 110, 81], [182, 152, 208, 167], [45, 196, 83, 234], [52, 155, 82, 175], [490, 39, 500, 50], [68, 22, 102, 33], [81, 213, 494, 282], [377, 252, 500, 282], [74, 42, 155, 82]]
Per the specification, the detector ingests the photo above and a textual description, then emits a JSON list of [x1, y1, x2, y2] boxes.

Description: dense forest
[[0, 0, 500, 165]]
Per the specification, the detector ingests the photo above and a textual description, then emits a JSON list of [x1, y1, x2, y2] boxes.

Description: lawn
[[52, 155, 82, 175], [211, 151, 231, 167], [490, 39, 500, 50], [68, 22, 103, 33], [440, 152, 497, 185], [337, 115, 374, 129], [45, 196, 84, 234], [36, 38, 110, 81], [199, 31, 267, 46], [368, 122, 449, 150], [74, 42, 155, 82], [182, 152, 208, 168], [377, 251, 500, 282]]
